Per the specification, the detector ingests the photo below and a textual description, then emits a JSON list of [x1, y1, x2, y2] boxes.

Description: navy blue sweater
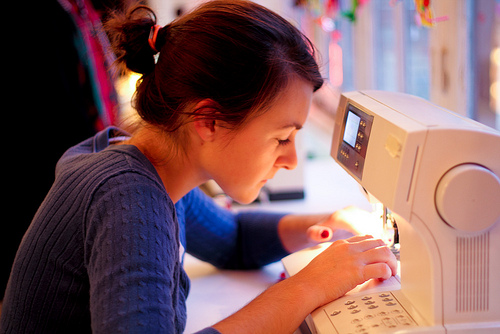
[[1, 128, 289, 333]]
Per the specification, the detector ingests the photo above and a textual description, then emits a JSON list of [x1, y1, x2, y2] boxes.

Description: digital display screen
[[343, 111, 360, 148]]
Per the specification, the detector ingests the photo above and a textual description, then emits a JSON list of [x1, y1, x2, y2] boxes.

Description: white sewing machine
[[282, 91, 500, 333]]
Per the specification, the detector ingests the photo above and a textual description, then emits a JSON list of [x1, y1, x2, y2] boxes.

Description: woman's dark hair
[[106, 0, 323, 133]]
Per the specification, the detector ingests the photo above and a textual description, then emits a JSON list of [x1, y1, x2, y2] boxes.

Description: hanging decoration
[[295, 0, 448, 35], [413, 0, 449, 27], [342, 0, 371, 22]]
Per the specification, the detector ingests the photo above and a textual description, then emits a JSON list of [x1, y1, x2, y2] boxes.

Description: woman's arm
[[183, 189, 381, 266], [277, 213, 333, 253], [278, 206, 383, 253], [181, 188, 289, 269], [212, 235, 398, 334], [86, 175, 183, 333]]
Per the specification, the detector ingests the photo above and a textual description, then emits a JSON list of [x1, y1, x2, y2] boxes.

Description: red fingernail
[[321, 229, 330, 239]]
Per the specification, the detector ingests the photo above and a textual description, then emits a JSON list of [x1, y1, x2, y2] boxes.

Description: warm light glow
[[491, 81, 499, 100], [115, 71, 142, 126], [329, 41, 343, 87], [490, 47, 500, 115], [116, 72, 142, 104], [491, 81, 500, 114], [491, 47, 500, 66]]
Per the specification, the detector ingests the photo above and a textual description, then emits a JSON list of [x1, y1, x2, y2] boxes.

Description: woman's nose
[[274, 143, 298, 170]]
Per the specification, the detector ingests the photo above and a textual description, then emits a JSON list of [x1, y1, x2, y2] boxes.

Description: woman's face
[[206, 78, 314, 204]]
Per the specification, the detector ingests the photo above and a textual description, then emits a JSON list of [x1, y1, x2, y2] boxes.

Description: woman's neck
[[122, 126, 208, 203]]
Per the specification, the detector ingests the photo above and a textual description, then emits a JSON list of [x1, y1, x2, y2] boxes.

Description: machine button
[[345, 300, 356, 305], [330, 310, 341, 316], [396, 315, 411, 324], [383, 317, 397, 328]]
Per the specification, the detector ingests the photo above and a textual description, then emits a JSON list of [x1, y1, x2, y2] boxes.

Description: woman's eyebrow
[[280, 122, 303, 130]]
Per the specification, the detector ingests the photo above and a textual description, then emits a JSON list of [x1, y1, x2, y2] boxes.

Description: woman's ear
[[192, 99, 220, 142]]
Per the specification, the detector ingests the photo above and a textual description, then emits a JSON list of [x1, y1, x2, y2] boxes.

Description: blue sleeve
[[194, 328, 222, 334], [85, 172, 187, 333], [179, 188, 290, 269]]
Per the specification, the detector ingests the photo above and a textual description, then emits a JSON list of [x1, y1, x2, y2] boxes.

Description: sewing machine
[[282, 91, 500, 333]]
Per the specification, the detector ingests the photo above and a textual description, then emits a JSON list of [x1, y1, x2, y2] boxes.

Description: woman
[[0, 1, 396, 333]]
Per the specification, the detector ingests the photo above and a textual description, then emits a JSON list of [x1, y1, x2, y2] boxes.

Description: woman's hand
[[293, 235, 398, 307], [308, 206, 384, 242], [278, 206, 383, 253], [216, 213, 397, 334], [213, 234, 397, 334]]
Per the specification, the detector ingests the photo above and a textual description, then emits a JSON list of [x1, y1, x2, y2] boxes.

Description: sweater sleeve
[[180, 188, 290, 269], [194, 328, 222, 334], [84, 172, 187, 333]]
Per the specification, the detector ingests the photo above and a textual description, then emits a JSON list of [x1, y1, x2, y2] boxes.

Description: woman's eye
[[277, 138, 291, 146]]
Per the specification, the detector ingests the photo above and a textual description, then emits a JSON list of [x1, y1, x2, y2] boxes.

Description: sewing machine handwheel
[[435, 163, 500, 232]]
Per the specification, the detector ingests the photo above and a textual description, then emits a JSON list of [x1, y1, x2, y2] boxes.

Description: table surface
[[184, 157, 372, 333]]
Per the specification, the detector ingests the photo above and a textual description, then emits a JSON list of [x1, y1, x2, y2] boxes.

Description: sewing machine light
[[376, 204, 398, 249], [364, 196, 399, 249]]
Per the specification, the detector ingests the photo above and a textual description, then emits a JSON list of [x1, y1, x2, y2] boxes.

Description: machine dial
[[435, 164, 500, 232]]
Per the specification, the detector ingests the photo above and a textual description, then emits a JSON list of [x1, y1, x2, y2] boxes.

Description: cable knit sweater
[[1, 127, 289, 333]]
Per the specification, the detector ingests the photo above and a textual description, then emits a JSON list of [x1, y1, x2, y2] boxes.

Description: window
[[292, 0, 500, 130]]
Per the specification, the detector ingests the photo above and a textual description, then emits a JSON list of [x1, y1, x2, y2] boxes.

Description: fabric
[[57, 0, 118, 129], [0, 127, 289, 333]]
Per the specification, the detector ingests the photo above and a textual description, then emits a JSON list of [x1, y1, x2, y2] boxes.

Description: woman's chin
[[228, 188, 262, 205]]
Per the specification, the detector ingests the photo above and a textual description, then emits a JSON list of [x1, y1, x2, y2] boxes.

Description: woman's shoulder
[[57, 128, 161, 185], [50, 128, 168, 212]]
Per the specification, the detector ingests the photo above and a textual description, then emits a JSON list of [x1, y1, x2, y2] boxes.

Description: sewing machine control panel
[[322, 291, 418, 333], [336, 104, 374, 180]]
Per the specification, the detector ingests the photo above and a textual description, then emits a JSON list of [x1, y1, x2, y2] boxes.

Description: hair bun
[[105, 5, 158, 74]]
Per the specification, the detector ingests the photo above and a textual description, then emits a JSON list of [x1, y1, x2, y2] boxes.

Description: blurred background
[[3, 0, 499, 304], [145, 0, 500, 127]]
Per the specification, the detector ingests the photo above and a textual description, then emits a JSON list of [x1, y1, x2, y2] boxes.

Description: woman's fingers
[[363, 263, 393, 281], [301, 235, 398, 306], [347, 237, 386, 252], [337, 236, 398, 279], [306, 225, 333, 242], [344, 234, 374, 243]]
